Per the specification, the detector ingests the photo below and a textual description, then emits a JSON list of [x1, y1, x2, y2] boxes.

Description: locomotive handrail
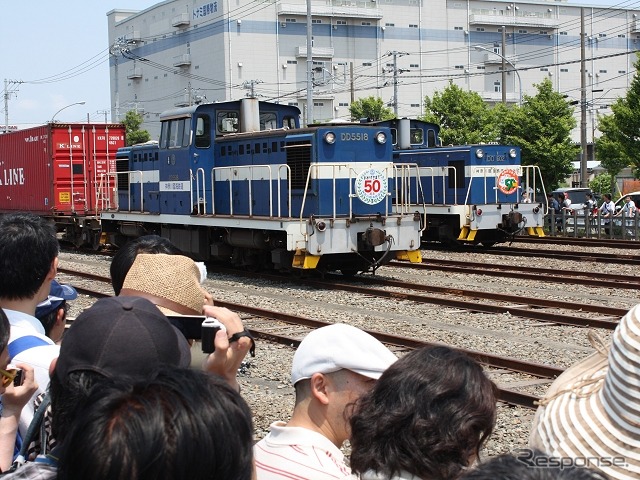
[[395, 153, 459, 205], [192, 168, 207, 214], [393, 163, 427, 233], [207, 164, 291, 218]]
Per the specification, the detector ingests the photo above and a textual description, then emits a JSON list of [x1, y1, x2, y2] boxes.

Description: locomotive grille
[[285, 141, 311, 190], [115, 157, 130, 191]]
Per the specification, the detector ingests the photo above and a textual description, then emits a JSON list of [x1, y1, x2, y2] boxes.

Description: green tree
[[421, 82, 499, 145], [593, 54, 640, 179], [589, 173, 614, 198], [348, 97, 395, 121], [500, 78, 577, 191], [594, 114, 629, 193], [123, 110, 151, 146]]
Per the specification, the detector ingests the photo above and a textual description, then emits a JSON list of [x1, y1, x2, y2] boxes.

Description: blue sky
[[0, 0, 628, 128]]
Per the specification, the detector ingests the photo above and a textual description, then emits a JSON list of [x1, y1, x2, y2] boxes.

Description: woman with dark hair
[[56, 365, 254, 480], [349, 346, 498, 480]]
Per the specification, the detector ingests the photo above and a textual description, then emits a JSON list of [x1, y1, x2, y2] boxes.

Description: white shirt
[[623, 200, 637, 215], [4, 308, 59, 437], [254, 421, 357, 480]]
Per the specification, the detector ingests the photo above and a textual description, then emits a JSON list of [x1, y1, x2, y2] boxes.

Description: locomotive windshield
[[160, 117, 191, 149]]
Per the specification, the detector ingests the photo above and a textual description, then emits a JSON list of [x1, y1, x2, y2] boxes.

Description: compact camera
[[12, 368, 23, 387]]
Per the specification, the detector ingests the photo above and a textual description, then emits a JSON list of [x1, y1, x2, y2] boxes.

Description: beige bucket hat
[[119, 253, 207, 316], [529, 304, 640, 480]]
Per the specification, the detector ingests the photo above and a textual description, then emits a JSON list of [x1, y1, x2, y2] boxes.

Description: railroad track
[[57, 267, 562, 409], [206, 267, 623, 330], [461, 245, 640, 265], [516, 236, 640, 250], [389, 258, 640, 290]]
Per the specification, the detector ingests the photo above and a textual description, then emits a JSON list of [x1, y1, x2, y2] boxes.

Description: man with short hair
[[254, 323, 397, 480], [0, 213, 61, 437]]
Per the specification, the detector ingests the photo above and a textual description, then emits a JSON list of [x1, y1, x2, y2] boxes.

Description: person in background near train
[[599, 193, 616, 236], [529, 304, 640, 480], [615, 195, 637, 217], [585, 193, 597, 213], [34, 281, 77, 345], [521, 192, 531, 203], [0, 309, 38, 473], [560, 192, 572, 211], [56, 366, 254, 480], [548, 194, 562, 232], [459, 449, 609, 480], [254, 323, 397, 480], [118, 253, 255, 390], [0, 213, 61, 445], [109, 235, 183, 296], [348, 346, 497, 480]]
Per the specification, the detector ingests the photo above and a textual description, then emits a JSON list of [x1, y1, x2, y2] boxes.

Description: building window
[[476, 27, 485, 31], [287, 60, 298, 64], [410, 103, 420, 107], [363, 62, 372, 66], [560, 68, 569, 72], [314, 102, 324, 106], [409, 24, 418, 28], [619, 70, 626, 73], [362, 22, 371, 26], [539, 30, 548, 35], [540, 67, 548, 71], [454, 26, 463, 30], [494, 81, 501, 93], [454, 65, 464, 69], [339, 102, 349, 106], [599, 33, 606, 37], [410, 63, 419, 68], [599, 70, 607, 73], [337, 20, 347, 25], [385, 22, 395, 26], [477, 66, 485, 70], [312, 19, 321, 24], [518, 29, 528, 34], [286, 18, 296, 22], [619, 34, 626, 38], [560, 31, 568, 35]]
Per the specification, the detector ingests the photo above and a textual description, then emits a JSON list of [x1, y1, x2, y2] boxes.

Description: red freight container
[[0, 123, 125, 216]]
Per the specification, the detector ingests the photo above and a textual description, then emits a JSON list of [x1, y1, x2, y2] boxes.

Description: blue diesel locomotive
[[100, 99, 424, 274], [374, 118, 547, 246]]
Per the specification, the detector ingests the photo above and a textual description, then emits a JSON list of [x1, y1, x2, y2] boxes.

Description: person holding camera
[[0, 309, 38, 472]]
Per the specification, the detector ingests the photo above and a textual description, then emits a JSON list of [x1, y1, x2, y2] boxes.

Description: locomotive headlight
[[509, 148, 517, 158], [324, 132, 336, 144], [375, 131, 387, 144], [475, 149, 484, 158]]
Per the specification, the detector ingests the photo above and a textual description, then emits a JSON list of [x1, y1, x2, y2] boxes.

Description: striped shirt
[[254, 422, 357, 480]]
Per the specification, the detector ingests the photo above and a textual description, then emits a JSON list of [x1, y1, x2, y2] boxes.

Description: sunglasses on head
[[0, 367, 17, 388]]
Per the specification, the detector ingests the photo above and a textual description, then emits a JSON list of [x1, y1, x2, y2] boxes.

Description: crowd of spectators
[[0, 211, 635, 479]]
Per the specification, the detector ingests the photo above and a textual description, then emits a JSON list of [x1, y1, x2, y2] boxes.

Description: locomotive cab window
[[283, 116, 297, 129], [195, 115, 211, 148], [217, 111, 239, 134], [260, 112, 277, 130], [160, 117, 191, 149], [427, 129, 437, 147], [410, 128, 423, 145]]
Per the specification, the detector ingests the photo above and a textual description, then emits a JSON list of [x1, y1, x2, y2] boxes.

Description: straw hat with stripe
[[119, 253, 207, 316], [529, 303, 640, 480]]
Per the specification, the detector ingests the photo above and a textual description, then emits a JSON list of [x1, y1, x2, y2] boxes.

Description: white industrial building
[[107, 0, 640, 140]]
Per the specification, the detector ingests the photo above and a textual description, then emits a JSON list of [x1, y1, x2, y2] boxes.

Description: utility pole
[[243, 79, 263, 98], [97, 110, 109, 123], [3, 79, 20, 134], [580, 8, 588, 188], [350, 62, 355, 104], [501, 27, 507, 105], [387, 51, 409, 117], [305, 0, 313, 126]]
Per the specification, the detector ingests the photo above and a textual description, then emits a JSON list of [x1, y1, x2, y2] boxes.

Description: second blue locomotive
[[374, 118, 547, 246]]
